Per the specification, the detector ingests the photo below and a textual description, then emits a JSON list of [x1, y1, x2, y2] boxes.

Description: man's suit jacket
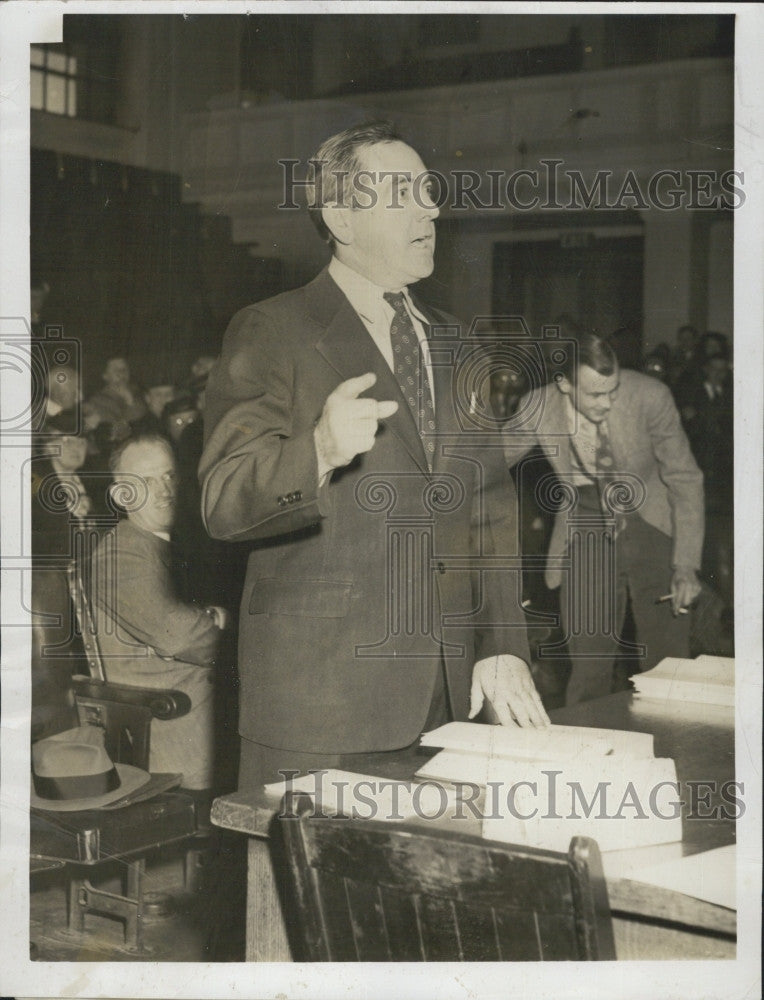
[[200, 267, 529, 756], [91, 519, 220, 789], [504, 369, 704, 589]]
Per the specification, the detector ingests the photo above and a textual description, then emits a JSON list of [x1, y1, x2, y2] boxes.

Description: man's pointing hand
[[315, 372, 398, 474]]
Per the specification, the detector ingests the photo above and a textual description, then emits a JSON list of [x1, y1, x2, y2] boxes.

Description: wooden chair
[[29, 555, 207, 953], [66, 551, 213, 881], [65, 556, 191, 767], [278, 792, 616, 961]]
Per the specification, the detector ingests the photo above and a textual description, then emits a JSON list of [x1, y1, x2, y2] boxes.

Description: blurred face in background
[[191, 356, 216, 379], [704, 356, 729, 390], [145, 385, 175, 419], [677, 325, 698, 355], [103, 358, 130, 388], [47, 365, 82, 412], [116, 440, 177, 534], [46, 432, 88, 473], [30, 282, 49, 321]]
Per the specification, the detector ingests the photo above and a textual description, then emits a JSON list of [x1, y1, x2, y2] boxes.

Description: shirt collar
[[329, 256, 428, 326]]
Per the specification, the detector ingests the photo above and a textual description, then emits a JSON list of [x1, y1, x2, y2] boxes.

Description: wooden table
[[211, 691, 736, 961]]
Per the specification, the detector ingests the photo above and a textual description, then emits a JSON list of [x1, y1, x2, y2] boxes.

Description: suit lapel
[[309, 270, 429, 472], [543, 387, 576, 474]]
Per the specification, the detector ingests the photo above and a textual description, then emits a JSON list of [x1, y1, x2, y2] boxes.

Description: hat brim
[[30, 762, 151, 812]]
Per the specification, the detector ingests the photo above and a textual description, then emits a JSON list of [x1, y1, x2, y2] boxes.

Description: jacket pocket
[[248, 578, 353, 618]]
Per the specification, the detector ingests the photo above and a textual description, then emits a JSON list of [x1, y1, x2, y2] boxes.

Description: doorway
[[492, 232, 644, 351]]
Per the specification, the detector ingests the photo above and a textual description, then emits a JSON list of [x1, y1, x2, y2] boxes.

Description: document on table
[[633, 655, 735, 707], [623, 845, 736, 910], [417, 722, 680, 853], [419, 721, 655, 761]]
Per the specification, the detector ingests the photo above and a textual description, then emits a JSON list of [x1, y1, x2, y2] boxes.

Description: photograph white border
[[1, 3, 761, 998]]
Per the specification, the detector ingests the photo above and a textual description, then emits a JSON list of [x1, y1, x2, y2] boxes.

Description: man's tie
[[383, 291, 436, 468], [595, 420, 625, 531]]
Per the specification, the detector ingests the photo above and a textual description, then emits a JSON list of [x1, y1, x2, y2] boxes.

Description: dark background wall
[[31, 148, 283, 392]]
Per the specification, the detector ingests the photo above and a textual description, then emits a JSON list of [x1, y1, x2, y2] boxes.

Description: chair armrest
[[71, 675, 192, 721]]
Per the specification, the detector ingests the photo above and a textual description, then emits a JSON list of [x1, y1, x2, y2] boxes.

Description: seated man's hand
[[469, 654, 550, 728]]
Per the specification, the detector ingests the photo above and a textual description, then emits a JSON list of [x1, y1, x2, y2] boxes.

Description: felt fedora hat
[[31, 725, 150, 812]]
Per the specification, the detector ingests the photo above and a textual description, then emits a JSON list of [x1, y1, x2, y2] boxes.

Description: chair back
[[66, 550, 106, 681], [279, 792, 616, 962]]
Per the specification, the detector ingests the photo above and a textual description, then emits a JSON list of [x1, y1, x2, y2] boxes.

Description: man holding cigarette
[[504, 332, 704, 705]]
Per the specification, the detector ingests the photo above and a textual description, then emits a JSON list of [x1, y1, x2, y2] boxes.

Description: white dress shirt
[[328, 256, 435, 403], [565, 396, 600, 482]]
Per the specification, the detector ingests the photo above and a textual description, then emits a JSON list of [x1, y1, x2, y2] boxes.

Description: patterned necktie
[[383, 291, 436, 468], [595, 420, 625, 531]]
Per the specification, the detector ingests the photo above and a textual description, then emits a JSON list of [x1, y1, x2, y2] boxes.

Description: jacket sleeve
[[469, 445, 531, 665], [199, 305, 328, 543], [94, 530, 220, 666], [502, 390, 542, 467], [646, 380, 705, 570]]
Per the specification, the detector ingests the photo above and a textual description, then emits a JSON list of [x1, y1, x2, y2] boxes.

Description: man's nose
[[423, 194, 440, 219]]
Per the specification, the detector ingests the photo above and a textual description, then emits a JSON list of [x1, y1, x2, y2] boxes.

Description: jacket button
[[437, 561, 446, 575], [277, 496, 287, 507]]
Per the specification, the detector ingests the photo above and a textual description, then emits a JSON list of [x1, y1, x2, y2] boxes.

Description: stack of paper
[[415, 722, 681, 853], [633, 656, 734, 707], [417, 722, 654, 786]]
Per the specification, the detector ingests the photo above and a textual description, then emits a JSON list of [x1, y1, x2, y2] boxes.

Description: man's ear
[[321, 204, 352, 247]]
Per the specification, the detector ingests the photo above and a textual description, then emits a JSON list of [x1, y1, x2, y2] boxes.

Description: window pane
[[46, 74, 66, 114], [30, 69, 44, 109], [47, 50, 67, 73], [30, 46, 45, 67], [67, 78, 77, 117]]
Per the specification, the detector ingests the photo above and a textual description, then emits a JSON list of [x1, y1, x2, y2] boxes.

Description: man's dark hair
[[162, 394, 197, 420], [560, 332, 618, 385], [108, 433, 173, 475], [306, 120, 404, 247]]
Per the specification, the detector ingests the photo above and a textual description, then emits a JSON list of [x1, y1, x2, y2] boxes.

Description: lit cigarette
[[654, 594, 689, 614]]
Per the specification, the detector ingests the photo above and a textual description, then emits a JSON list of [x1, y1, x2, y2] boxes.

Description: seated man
[[90, 434, 227, 791]]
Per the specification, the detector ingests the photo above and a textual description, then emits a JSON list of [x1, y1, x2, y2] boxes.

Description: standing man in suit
[[504, 332, 704, 705], [200, 121, 548, 788]]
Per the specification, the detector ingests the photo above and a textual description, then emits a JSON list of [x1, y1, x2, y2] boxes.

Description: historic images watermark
[[279, 160, 746, 212], [277, 770, 746, 823]]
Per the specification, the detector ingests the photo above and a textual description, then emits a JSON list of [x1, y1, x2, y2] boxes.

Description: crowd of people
[[30, 350, 247, 804]]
